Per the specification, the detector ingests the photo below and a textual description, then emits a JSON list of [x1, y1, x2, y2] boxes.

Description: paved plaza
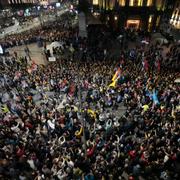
[[8, 43, 48, 65]]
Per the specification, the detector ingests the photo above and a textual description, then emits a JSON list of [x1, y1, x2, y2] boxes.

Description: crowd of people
[[0, 12, 77, 50], [0, 11, 180, 180]]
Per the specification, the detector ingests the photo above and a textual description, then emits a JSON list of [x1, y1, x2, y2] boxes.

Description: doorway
[[126, 19, 140, 29]]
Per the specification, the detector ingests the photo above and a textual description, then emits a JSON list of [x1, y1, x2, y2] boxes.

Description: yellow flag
[[1, 105, 9, 113], [109, 81, 116, 88], [112, 72, 117, 82], [143, 104, 149, 112], [109, 77, 118, 88], [87, 109, 96, 119]]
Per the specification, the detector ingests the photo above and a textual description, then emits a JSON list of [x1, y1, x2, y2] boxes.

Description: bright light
[[0, 45, 4, 54], [93, 0, 98, 5], [56, 3, 61, 8], [114, 16, 118, 20], [70, 5, 74, 9], [93, 12, 100, 16]]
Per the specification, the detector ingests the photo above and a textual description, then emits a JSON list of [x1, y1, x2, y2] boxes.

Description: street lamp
[[114, 15, 118, 21]]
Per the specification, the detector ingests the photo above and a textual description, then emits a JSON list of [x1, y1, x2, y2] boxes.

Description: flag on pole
[[27, 61, 38, 74], [112, 68, 121, 82], [152, 89, 159, 105], [109, 78, 118, 88], [144, 59, 149, 72], [68, 83, 75, 96], [1, 104, 10, 113], [31, 61, 38, 71], [109, 68, 121, 88], [87, 109, 96, 119]]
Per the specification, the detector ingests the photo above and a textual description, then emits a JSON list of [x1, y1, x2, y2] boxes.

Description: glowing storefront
[[170, 0, 180, 29], [91, 0, 168, 32]]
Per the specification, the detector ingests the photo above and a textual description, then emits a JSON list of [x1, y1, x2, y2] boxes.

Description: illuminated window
[[118, 0, 125, 6], [156, 16, 161, 26], [129, 0, 134, 6], [175, 11, 179, 20], [103, 0, 105, 9], [147, 0, 153, 6], [93, 0, 98, 5], [129, 0, 143, 7], [156, 0, 163, 10], [99, 0, 103, 8], [138, 0, 143, 6], [148, 23, 151, 32], [109, 0, 116, 10], [171, 11, 176, 19], [148, 15, 153, 32], [170, 8, 180, 27], [149, 15, 153, 23], [126, 19, 140, 29]]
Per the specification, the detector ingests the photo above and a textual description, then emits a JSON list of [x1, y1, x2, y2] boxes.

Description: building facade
[[90, 0, 172, 32], [0, 0, 37, 9], [170, 0, 180, 29], [0, 0, 60, 9], [38, 0, 59, 5], [0, 0, 36, 5]]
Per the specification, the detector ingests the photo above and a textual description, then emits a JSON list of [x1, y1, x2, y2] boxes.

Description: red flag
[[31, 61, 37, 71], [68, 83, 75, 96], [144, 59, 149, 72]]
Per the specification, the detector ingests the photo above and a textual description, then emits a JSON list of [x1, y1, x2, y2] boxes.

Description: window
[[156, 0, 163, 10], [138, 0, 143, 6], [109, 0, 116, 10], [102, 0, 105, 9], [93, 0, 98, 5], [129, 0, 134, 6], [175, 10, 179, 20], [156, 16, 161, 26], [129, 0, 143, 7], [149, 15, 153, 23], [147, 0, 153, 6], [98, 0, 103, 8], [118, 0, 125, 6], [148, 15, 153, 31]]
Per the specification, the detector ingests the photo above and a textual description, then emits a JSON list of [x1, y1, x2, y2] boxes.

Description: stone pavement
[[8, 43, 48, 65], [0, 9, 68, 39]]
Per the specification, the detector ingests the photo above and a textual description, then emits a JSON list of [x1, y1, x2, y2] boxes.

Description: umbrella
[[174, 78, 180, 83], [33, 93, 42, 102], [49, 41, 63, 49], [1, 93, 10, 103], [141, 40, 149, 45], [46, 41, 63, 56]]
